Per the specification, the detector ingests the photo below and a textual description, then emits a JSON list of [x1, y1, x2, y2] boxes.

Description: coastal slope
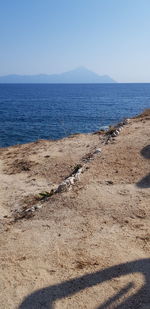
[[0, 110, 150, 308]]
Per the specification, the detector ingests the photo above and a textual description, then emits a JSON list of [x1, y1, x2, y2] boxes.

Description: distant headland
[[0, 67, 116, 84]]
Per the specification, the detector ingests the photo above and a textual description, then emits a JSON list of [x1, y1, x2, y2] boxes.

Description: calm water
[[0, 83, 150, 148]]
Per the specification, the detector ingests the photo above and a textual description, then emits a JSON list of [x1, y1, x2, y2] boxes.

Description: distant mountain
[[0, 67, 116, 83]]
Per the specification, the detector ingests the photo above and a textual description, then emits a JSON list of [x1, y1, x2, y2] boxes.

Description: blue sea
[[0, 83, 150, 148]]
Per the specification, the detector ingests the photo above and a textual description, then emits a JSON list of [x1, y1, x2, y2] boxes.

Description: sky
[[0, 0, 150, 82]]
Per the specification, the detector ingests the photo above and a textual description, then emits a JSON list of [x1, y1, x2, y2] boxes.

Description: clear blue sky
[[0, 0, 150, 82]]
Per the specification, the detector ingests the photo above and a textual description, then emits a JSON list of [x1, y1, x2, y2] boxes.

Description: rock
[[65, 179, 71, 186], [94, 148, 102, 154], [106, 180, 114, 185], [55, 181, 68, 193], [75, 170, 82, 179], [29, 206, 35, 212], [35, 204, 42, 210], [123, 118, 130, 125], [55, 166, 85, 193], [68, 176, 75, 185]]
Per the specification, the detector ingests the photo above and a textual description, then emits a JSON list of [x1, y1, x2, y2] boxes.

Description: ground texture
[[0, 110, 150, 309]]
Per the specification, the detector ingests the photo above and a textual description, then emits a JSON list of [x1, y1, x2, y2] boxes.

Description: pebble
[[35, 204, 42, 210], [123, 118, 130, 125], [106, 180, 114, 185], [94, 148, 102, 154], [68, 176, 75, 185]]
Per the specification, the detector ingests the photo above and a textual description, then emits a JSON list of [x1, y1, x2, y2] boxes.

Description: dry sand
[[0, 110, 150, 309]]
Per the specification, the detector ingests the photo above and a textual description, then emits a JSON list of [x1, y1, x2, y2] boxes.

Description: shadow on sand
[[18, 258, 150, 309], [137, 145, 150, 188]]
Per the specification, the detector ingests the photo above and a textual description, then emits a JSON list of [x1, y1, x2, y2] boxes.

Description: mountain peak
[[73, 66, 90, 72], [59, 67, 116, 83]]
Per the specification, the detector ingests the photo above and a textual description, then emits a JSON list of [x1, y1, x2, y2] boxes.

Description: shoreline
[[0, 109, 147, 150]]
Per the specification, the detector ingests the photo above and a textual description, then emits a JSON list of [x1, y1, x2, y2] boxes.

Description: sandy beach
[[0, 110, 150, 309]]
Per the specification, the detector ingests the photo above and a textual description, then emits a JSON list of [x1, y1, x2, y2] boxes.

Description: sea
[[0, 83, 150, 148]]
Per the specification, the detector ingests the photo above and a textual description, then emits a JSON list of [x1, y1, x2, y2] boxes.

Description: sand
[[0, 110, 150, 309]]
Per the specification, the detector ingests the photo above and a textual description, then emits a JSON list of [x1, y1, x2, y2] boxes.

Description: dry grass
[[4, 159, 38, 174]]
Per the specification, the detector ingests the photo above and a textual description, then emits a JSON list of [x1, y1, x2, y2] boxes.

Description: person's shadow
[[137, 145, 150, 188], [18, 258, 150, 309]]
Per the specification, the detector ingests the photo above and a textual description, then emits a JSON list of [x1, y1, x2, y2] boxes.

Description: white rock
[[25, 206, 35, 213], [75, 168, 83, 179], [75, 172, 81, 179], [65, 179, 71, 186], [94, 148, 102, 154], [68, 176, 75, 185], [55, 166, 85, 193], [35, 204, 42, 210], [123, 118, 130, 125]]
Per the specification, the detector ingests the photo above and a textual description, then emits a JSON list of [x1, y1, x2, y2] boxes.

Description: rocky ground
[[0, 110, 150, 309]]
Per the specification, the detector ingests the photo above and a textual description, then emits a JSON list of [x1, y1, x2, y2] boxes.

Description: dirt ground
[[0, 110, 150, 309]]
